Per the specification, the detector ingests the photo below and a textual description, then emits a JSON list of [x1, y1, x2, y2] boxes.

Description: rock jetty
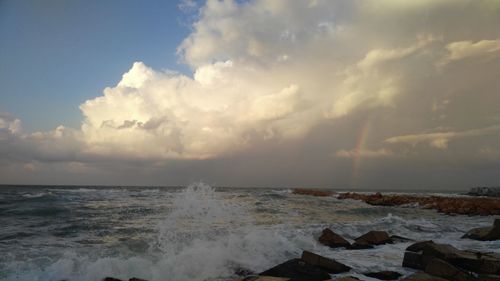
[[337, 192, 500, 215]]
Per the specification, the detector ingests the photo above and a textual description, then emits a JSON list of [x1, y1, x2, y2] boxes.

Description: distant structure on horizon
[[467, 187, 500, 197]]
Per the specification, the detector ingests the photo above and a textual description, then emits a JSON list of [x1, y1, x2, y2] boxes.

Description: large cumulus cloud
[[2, 0, 500, 187]]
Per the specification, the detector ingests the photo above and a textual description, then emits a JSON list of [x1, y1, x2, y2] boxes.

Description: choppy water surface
[[0, 184, 498, 281]]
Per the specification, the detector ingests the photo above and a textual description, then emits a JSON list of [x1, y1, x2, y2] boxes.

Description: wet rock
[[329, 277, 360, 281], [301, 250, 350, 273], [259, 258, 331, 281], [389, 235, 413, 243], [424, 258, 472, 281], [337, 192, 500, 215], [364, 270, 402, 280], [402, 251, 424, 269], [400, 272, 448, 281], [354, 230, 391, 246], [241, 276, 290, 281], [462, 219, 500, 241], [402, 240, 500, 275], [318, 228, 351, 248]]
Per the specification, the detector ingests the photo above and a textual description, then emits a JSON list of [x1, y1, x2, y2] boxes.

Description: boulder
[[389, 235, 413, 243], [329, 277, 360, 281], [301, 251, 350, 273], [354, 231, 391, 246], [400, 272, 448, 281], [402, 251, 423, 269], [318, 228, 351, 248], [103, 278, 122, 281], [402, 241, 500, 275], [462, 219, 500, 241], [364, 271, 402, 280], [129, 278, 147, 281], [259, 258, 331, 281], [424, 258, 472, 281]]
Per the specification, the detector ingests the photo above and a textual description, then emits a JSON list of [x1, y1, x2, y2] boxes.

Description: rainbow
[[350, 120, 371, 188]]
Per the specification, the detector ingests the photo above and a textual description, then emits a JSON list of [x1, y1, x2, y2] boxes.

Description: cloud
[[0, 113, 22, 138], [3, 0, 500, 187], [384, 125, 500, 149], [336, 148, 393, 158], [440, 39, 500, 65]]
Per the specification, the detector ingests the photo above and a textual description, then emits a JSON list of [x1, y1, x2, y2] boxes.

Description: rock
[[424, 258, 472, 281], [259, 258, 331, 281], [329, 277, 360, 281], [354, 231, 391, 246], [389, 235, 413, 243], [402, 240, 500, 275], [129, 279, 147, 281], [462, 219, 500, 241], [103, 278, 123, 281], [402, 251, 424, 269], [337, 192, 500, 215], [318, 228, 351, 248], [301, 250, 350, 273], [241, 277, 290, 281], [364, 271, 402, 280], [400, 272, 448, 281]]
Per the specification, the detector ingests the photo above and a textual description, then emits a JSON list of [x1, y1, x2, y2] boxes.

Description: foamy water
[[0, 183, 497, 281]]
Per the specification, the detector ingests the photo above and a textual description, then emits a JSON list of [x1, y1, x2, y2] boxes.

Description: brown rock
[[424, 258, 472, 281], [402, 241, 500, 275], [259, 258, 331, 281], [301, 251, 351, 273], [354, 231, 391, 246], [402, 251, 424, 269], [318, 228, 350, 248], [463, 219, 500, 241]]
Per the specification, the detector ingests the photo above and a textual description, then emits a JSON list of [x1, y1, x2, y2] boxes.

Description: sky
[[1, 0, 500, 189]]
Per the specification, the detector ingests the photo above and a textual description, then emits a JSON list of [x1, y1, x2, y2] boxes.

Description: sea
[[0, 183, 498, 281]]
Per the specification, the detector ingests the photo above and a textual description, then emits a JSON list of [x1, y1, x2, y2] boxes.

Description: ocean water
[[0, 183, 498, 281]]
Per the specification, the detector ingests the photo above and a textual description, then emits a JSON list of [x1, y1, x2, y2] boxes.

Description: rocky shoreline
[[98, 189, 500, 281], [337, 192, 500, 216], [102, 219, 500, 281]]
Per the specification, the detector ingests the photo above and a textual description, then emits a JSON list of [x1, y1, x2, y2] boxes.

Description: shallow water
[[0, 183, 498, 281]]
